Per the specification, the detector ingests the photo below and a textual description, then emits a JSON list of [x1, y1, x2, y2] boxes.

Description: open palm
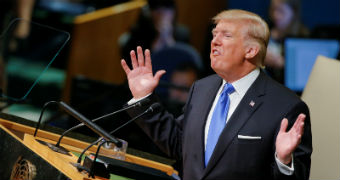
[[121, 46, 166, 99], [275, 113, 305, 164]]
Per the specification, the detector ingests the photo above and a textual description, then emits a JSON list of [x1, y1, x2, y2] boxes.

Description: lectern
[[0, 117, 178, 180]]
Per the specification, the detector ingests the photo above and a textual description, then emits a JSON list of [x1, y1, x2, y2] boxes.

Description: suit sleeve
[[272, 101, 312, 180], [126, 83, 196, 160]]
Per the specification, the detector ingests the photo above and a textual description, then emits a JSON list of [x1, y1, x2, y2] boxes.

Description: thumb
[[279, 118, 288, 133], [154, 70, 166, 82]]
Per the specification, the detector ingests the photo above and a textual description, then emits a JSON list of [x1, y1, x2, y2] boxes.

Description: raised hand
[[121, 46, 166, 99], [275, 113, 306, 164]]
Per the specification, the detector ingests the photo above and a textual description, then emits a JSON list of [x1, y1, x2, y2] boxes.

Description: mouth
[[211, 49, 221, 56]]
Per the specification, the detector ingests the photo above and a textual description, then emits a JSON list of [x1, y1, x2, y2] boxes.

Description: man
[[121, 9, 312, 180]]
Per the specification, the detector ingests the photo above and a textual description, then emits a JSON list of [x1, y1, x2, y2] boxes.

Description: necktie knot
[[223, 83, 235, 95]]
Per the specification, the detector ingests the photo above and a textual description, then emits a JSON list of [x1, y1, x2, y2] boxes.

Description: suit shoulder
[[264, 74, 303, 103], [195, 74, 221, 86]]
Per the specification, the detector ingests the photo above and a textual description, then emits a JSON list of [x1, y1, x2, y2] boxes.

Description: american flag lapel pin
[[249, 100, 255, 107]]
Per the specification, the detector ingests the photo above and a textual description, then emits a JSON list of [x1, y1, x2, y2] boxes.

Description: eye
[[224, 33, 232, 37]]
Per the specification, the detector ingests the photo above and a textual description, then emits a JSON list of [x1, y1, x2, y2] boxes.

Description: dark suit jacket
[[128, 71, 312, 180]]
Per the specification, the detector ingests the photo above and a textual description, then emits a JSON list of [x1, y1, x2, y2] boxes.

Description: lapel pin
[[249, 100, 255, 107]]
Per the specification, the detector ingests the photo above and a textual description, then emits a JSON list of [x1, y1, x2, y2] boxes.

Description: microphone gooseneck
[[34, 101, 59, 137], [55, 98, 150, 147], [109, 102, 161, 135], [76, 102, 161, 166]]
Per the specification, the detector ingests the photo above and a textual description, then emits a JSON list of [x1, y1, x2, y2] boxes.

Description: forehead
[[213, 20, 244, 31], [212, 20, 247, 35]]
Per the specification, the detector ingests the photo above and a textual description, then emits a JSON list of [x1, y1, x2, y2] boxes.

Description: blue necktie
[[205, 83, 235, 167]]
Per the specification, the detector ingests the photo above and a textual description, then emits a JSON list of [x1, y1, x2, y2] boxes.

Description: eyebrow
[[212, 29, 231, 34]]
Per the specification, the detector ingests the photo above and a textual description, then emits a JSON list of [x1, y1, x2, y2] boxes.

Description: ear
[[244, 43, 260, 59]]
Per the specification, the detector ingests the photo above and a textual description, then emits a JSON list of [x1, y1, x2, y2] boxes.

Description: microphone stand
[[73, 139, 110, 178], [74, 103, 161, 176], [77, 138, 103, 164], [75, 109, 150, 167], [89, 139, 107, 178], [55, 98, 150, 147], [33, 101, 72, 155], [71, 137, 107, 177], [33, 101, 59, 137], [35, 101, 123, 155]]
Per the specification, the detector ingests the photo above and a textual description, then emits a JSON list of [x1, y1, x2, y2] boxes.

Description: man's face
[[210, 20, 248, 78]]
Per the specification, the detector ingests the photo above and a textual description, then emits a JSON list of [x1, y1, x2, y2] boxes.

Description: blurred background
[[0, 0, 339, 178]]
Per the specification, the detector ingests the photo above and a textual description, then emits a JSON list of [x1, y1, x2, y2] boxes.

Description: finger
[[279, 118, 288, 133], [121, 59, 131, 74], [137, 46, 145, 66], [292, 113, 305, 131], [154, 70, 166, 82], [296, 114, 306, 135], [298, 113, 306, 123], [299, 122, 305, 136], [130, 50, 138, 69], [145, 49, 152, 70]]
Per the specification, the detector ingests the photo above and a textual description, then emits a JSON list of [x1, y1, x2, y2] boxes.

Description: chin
[[210, 58, 221, 69], [210, 64, 221, 74]]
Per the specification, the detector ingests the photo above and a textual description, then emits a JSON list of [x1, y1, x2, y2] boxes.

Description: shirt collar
[[222, 68, 260, 97]]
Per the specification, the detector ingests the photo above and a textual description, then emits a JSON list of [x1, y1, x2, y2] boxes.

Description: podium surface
[[0, 118, 178, 180]]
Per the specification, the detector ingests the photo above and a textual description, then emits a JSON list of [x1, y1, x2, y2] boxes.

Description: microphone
[[108, 102, 161, 135], [75, 102, 162, 169], [59, 101, 122, 148], [55, 98, 150, 147]]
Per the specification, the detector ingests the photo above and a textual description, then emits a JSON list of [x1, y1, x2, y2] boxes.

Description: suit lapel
[[202, 71, 267, 177]]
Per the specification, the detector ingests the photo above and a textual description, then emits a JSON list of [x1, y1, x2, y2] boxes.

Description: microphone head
[[148, 103, 161, 113]]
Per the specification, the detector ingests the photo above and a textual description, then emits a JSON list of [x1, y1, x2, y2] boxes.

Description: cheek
[[210, 54, 217, 66], [210, 58, 219, 71], [211, 57, 229, 71]]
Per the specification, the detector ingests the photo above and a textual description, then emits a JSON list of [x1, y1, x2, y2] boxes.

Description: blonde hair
[[213, 9, 270, 66]]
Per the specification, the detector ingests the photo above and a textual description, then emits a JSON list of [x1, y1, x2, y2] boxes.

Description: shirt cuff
[[275, 152, 294, 175], [127, 93, 152, 105]]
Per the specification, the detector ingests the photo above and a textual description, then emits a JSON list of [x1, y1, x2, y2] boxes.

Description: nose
[[211, 34, 221, 46]]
